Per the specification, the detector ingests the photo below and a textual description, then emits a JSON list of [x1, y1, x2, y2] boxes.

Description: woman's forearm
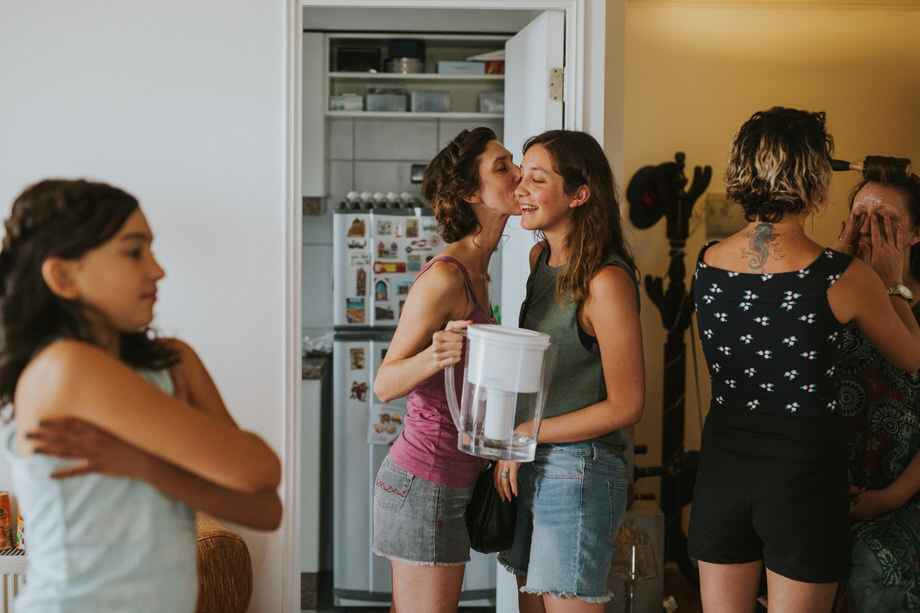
[[139, 456, 282, 530]]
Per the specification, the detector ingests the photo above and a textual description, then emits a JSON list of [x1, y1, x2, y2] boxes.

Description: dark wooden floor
[[663, 562, 702, 613]]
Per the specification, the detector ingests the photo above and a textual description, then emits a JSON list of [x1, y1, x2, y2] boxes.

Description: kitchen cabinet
[[324, 33, 508, 120]]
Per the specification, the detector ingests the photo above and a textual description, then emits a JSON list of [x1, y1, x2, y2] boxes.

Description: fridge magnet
[[393, 222, 403, 238], [396, 279, 413, 296], [347, 217, 366, 237], [347, 238, 366, 249], [350, 380, 369, 402], [377, 241, 398, 258], [376, 219, 393, 236], [345, 297, 366, 324], [406, 218, 419, 238], [356, 267, 367, 295], [375, 279, 389, 301], [368, 405, 406, 445], [376, 304, 395, 321], [373, 261, 407, 274], [422, 219, 438, 234], [350, 252, 370, 266], [349, 347, 366, 370], [405, 239, 432, 254], [429, 236, 441, 248], [407, 254, 422, 272]]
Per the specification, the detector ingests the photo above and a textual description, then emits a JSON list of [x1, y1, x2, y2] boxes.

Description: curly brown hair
[[725, 107, 834, 223], [421, 127, 496, 243]]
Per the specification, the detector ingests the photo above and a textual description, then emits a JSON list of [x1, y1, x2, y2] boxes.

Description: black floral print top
[[694, 242, 853, 417]]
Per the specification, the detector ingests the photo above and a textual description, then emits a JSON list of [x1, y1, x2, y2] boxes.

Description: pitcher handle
[[443, 329, 467, 433], [444, 364, 463, 433]]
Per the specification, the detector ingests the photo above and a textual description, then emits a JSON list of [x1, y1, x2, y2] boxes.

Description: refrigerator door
[[332, 335, 392, 604]]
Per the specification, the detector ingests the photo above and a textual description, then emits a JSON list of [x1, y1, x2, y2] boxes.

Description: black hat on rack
[[626, 165, 666, 229]]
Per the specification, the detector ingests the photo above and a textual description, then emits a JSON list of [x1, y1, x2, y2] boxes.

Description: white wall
[[0, 1, 294, 611]]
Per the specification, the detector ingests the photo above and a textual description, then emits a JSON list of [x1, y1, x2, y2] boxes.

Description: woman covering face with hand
[[833, 165, 920, 613]]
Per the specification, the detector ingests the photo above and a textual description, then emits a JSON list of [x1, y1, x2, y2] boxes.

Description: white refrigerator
[[331, 205, 497, 607]]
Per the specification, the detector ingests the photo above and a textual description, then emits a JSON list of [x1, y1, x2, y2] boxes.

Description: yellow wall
[[614, 1, 920, 502]]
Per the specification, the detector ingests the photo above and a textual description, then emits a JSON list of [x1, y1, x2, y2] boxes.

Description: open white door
[[499, 10, 564, 328], [496, 13, 564, 611]]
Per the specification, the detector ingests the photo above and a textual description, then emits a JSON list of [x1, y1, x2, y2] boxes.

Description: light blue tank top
[[3, 366, 197, 613]]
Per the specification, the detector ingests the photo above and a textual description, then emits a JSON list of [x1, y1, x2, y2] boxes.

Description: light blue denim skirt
[[372, 454, 474, 566], [498, 442, 628, 603]]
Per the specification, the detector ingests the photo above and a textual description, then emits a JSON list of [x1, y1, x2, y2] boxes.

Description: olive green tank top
[[519, 247, 638, 454]]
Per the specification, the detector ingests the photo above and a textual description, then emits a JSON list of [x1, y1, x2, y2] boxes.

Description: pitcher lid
[[466, 324, 551, 348]]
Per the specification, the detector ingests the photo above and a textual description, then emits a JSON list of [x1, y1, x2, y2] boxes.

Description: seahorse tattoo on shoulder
[[742, 223, 784, 271]]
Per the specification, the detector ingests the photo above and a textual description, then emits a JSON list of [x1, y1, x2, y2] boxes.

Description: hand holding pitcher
[[431, 319, 471, 370]]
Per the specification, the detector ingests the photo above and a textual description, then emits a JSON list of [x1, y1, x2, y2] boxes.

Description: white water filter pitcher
[[445, 324, 558, 461]]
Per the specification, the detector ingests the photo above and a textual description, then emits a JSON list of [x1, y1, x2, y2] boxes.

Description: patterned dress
[[836, 303, 920, 612]]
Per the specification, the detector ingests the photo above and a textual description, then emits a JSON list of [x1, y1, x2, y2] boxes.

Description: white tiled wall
[[301, 116, 503, 332]]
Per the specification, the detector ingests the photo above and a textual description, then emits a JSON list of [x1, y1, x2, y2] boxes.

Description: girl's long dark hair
[[0, 179, 177, 412], [523, 130, 638, 304]]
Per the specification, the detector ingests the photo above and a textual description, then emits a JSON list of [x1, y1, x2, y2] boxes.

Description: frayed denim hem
[[497, 555, 526, 577], [371, 548, 468, 567], [519, 587, 614, 604]]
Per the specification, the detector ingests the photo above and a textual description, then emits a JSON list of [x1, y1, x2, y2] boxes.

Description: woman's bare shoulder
[[409, 259, 468, 300], [15, 340, 126, 421]]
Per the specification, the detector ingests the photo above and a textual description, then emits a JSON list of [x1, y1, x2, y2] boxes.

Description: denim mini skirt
[[499, 442, 628, 602], [372, 454, 474, 566]]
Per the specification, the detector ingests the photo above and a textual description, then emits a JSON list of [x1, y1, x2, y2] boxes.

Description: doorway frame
[[281, 1, 622, 610]]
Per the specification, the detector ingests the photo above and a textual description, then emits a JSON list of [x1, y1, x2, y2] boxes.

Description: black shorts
[[688, 405, 850, 583]]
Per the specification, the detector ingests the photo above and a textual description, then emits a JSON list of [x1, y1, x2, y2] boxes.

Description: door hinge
[[548, 67, 563, 102]]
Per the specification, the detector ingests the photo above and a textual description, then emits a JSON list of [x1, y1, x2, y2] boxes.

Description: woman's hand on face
[[26, 417, 149, 480], [834, 213, 861, 256], [861, 213, 906, 286], [430, 319, 471, 371], [494, 460, 520, 502]]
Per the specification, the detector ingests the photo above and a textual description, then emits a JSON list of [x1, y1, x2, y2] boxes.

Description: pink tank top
[[388, 256, 497, 488]]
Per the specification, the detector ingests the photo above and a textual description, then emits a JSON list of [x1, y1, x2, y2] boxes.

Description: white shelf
[[325, 111, 503, 120], [325, 32, 507, 120], [329, 71, 503, 82]]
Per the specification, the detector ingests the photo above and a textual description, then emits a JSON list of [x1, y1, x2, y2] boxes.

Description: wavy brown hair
[[725, 107, 834, 223], [0, 179, 177, 412], [523, 130, 637, 305], [422, 127, 496, 243]]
